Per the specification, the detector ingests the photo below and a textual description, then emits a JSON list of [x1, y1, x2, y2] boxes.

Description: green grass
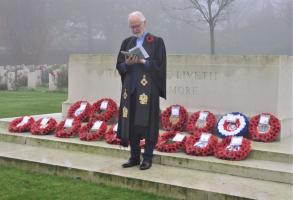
[[0, 89, 173, 200], [0, 166, 172, 200], [0, 88, 67, 118]]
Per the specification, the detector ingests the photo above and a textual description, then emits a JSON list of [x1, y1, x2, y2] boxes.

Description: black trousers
[[129, 89, 155, 161]]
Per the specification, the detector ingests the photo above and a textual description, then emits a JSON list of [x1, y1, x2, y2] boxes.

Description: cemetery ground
[[0, 88, 172, 200]]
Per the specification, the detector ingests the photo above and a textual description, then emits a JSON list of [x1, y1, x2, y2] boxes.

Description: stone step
[[1, 113, 291, 164], [0, 141, 291, 200], [0, 124, 292, 185]]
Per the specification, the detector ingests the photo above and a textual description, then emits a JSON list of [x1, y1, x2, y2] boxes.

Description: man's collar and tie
[[136, 32, 148, 47]]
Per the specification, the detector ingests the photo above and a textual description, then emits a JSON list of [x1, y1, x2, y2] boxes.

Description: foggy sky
[[0, 0, 292, 65]]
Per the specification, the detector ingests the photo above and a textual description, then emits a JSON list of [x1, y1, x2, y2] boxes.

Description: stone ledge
[[0, 129, 292, 184], [0, 142, 291, 200]]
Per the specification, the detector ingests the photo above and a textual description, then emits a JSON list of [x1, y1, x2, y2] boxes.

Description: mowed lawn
[[0, 166, 171, 200], [0, 89, 172, 200], [0, 88, 67, 118]]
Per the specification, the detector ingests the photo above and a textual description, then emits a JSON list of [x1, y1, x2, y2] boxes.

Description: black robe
[[116, 33, 166, 147]]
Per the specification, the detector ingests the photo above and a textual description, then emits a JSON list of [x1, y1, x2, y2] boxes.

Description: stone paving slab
[[0, 142, 291, 200]]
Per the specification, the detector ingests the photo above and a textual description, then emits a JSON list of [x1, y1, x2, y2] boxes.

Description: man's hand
[[125, 55, 146, 65]]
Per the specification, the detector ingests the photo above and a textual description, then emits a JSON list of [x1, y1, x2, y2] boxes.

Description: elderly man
[[116, 11, 166, 170]]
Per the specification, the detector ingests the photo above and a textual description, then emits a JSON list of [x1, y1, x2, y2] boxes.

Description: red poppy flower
[[146, 35, 154, 43]]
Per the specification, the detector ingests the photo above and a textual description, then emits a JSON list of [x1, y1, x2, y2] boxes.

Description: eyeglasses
[[129, 22, 144, 30]]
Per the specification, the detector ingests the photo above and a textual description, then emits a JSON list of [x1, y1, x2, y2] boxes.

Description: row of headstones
[[0, 64, 65, 91]]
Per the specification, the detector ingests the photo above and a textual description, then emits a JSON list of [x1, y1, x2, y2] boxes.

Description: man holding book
[[116, 11, 166, 170]]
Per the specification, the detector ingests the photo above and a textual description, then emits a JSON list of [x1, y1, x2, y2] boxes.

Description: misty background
[[0, 0, 292, 65]]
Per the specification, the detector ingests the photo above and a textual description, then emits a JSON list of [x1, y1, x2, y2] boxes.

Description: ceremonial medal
[[140, 74, 148, 86], [123, 106, 128, 118], [139, 93, 148, 105]]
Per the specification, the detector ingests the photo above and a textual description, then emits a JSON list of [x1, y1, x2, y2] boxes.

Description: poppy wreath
[[160, 105, 188, 131], [55, 118, 81, 138], [184, 131, 218, 156], [67, 101, 91, 122], [30, 117, 57, 135], [156, 130, 186, 153], [9, 116, 35, 133], [249, 113, 281, 142], [216, 112, 249, 138], [214, 137, 252, 161], [187, 111, 216, 134], [90, 98, 118, 122], [78, 120, 107, 141], [104, 124, 121, 145]]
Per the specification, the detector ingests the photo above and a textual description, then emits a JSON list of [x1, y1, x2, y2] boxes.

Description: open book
[[121, 45, 149, 59]]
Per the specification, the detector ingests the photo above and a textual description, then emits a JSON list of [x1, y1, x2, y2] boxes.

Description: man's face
[[129, 16, 146, 37]]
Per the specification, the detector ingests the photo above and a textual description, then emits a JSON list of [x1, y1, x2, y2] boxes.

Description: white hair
[[128, 11, 146, 23]]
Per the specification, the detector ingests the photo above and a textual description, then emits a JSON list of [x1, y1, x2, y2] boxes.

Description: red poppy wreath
[[9, 116, 35, 133], [67, 101, 91, 122], [214, 136, 251, 161], [78, 120, 107, 141], [249, 113, 281, 142], [187, 111, 216, 134], [160, 105, 188, 131], [55, 118, 81, 138], [31, 117, 57, 135], [156, 131, 186, 153], [91, 98, 118, 122], [104, 123, 121, 145], [184, 131, 218, 156]]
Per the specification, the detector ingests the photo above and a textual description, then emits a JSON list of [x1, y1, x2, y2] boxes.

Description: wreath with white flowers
[[160, 105, 188, 131], [55, 118, 81, 138], [31, 117, 57, 135], [216, 112, 249, 138], [91, 98, 118, 122], [9, 116, 35, 133], [215, 136, 251, 161], [104, 123, 121, 145], [156, 131, 186, 153], [78, 120, 107, 141], [184, 131, 218, 156], [249, 113, 281, 142], [187, 111, 216, 134], [67, 101, 91, 122]]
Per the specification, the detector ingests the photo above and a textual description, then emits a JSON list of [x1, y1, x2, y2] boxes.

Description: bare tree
[[162, 0, 235, 54]]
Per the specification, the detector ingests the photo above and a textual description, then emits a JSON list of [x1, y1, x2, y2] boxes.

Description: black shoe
[[122, 159, 140, 168], [139, 160, 152, 170]]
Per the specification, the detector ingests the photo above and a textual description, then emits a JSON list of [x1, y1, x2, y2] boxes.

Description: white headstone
[[27, 70, 42, 89], [7, 71, 16, 90], [49, 70, 59, 91]]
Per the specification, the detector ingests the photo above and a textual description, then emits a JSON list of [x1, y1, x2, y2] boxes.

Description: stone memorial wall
[[62, 54, 293, 139]]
